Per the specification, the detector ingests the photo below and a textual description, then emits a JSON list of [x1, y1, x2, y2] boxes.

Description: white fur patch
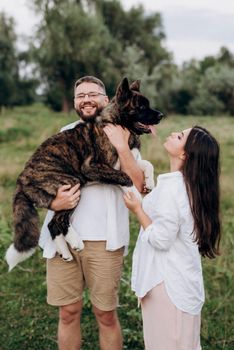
[[5, 244, 36, 271], [137, 159, 155, 190], [66, 225, 84, 251], [54, 234, 73, 261]]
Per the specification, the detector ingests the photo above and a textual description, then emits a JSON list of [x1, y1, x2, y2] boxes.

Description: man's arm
[[103, 125, 144, 192], [50, 184, 81, 211]]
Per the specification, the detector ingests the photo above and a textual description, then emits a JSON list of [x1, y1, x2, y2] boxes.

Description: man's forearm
[[118, 149, 144, 192]]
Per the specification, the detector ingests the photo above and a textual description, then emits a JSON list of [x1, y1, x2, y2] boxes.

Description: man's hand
[[103, 125, 130, 153], [50, 184, 81, 211]]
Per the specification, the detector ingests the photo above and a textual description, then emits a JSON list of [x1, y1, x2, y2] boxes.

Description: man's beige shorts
[[46, 241, 124, 311]]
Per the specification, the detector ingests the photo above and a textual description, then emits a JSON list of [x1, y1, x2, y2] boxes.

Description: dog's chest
[[85, 125, 118, 167]]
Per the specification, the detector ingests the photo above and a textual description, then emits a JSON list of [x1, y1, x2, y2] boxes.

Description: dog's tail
[[5, 186, 39, 271]]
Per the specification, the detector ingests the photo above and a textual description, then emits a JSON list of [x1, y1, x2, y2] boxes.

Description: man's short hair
[[74, 76, 106, 94]]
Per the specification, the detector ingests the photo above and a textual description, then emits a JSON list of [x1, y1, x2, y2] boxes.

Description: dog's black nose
[[155, 109, 164, 120]]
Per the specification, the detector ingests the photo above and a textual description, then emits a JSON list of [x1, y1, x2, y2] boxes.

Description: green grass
[[0, 105, 233, 349]]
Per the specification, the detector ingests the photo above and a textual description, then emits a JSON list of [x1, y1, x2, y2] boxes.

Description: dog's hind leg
[[48, 211, 72, 260], [48, 211, 84, 260], [65, 225, 84, 251], [54, 234, 73, 261]]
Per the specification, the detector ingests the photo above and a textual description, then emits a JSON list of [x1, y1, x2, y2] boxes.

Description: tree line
[[0, 0, 233, 115]]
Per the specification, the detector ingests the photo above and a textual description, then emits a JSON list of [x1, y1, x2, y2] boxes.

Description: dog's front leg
[[137, 159, 155, 192], [82, 159, 133, 187]]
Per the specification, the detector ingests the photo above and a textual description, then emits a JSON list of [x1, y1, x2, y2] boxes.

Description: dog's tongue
[[149, 125, 156, 136]]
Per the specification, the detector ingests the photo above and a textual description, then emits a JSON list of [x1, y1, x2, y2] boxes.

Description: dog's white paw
[[137, 159, 155, 192], [54, 234, 73, 261], [144, 176, 155, 191], [60, 253, 73, 262], [5, 244, 36, 271], [66, 225, 84, 251]]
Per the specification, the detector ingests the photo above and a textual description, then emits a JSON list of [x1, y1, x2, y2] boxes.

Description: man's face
[[74, 82, 109, 121]]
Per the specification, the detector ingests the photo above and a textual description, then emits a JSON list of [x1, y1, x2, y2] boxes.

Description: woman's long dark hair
[[182, 126, 221, 258]]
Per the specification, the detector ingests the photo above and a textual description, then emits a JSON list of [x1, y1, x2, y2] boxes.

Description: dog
[[5, 77, 163, 270]]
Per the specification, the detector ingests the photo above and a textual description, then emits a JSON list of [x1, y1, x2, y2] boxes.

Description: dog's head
[[112, 77, 164, 135]]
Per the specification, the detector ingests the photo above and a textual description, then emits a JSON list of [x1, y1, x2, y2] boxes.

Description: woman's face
[[163, 128, 191, 158]]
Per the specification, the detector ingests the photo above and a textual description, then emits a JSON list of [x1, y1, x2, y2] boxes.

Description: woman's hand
[[123, 191, 142, 214], [50, 184, 81, 211], [123, 191, 152, 229]]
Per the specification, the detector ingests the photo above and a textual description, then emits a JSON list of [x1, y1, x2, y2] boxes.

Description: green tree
[[32, 0, 117, 111], [164, 47, 234, 116], [165, 60, 201, 114], [0, 13, 18, 110], [189, 64, 234, 115], [31, 0, 170, 110], [96, 1, 170, 75], [0, 13, 39, 110]]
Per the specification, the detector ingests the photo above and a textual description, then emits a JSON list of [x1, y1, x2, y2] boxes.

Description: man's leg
[[46, 251, 85, 350], [58, 300, 83, 350], [80, 242, 124, 350], [93, 306, 122, 350]]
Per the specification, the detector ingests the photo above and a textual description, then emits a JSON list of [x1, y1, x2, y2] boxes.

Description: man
[[40, 76, 145, 350]]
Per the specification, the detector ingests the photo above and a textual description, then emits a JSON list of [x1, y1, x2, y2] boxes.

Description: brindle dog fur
[[5, 77, 163, 270]]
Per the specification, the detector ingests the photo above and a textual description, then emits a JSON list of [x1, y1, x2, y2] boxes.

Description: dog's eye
[[139, 105, 146, 111]]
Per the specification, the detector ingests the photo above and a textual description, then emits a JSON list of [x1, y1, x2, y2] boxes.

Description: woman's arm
[[124, 189, 179, 251]]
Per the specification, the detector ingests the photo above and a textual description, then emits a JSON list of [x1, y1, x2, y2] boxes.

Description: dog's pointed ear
[[130, 80, 141, 92], [116, 77, 131, 103]]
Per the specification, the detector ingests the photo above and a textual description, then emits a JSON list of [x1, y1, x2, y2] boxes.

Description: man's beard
[[75, 102, 102, 122]]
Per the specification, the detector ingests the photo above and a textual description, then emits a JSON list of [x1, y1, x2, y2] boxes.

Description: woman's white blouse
[[131, 171, 205, 315]]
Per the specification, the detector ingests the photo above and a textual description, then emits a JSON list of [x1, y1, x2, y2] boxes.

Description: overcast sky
[[0, 0, 234, 64]]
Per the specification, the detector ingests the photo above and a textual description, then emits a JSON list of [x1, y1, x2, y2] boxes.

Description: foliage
[[0, 105, 233, 349], [187, 63, 234, 116], [165, 48, 234, 116], [0, 13, 39, 110], [30, 0, 170, 110], [1, 2, 234, 116], [0, 13, 18, 109], [32, 0, 116, 111]]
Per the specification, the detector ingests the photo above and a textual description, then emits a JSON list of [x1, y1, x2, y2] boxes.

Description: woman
[[124, 126, 221, 350]]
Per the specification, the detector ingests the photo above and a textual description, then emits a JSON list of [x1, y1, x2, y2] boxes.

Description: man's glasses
[[75, 92, 106, 100]]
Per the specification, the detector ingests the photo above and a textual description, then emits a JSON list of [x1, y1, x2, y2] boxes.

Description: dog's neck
[[97, 99, 122, 125]]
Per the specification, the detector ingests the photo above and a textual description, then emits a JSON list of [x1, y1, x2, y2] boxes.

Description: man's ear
[[116, 77, 132, 103], [103, 95, 109, 107], [130, 80, 141, 92]]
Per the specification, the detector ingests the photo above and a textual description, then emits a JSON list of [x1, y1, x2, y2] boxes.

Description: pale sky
[[0, 0, 234, 64]]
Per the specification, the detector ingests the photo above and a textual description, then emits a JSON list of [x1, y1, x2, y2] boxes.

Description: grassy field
[[0, 104, 233, 349]]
